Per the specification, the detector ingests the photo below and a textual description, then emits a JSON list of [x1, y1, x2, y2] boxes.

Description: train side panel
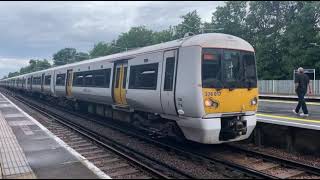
[[71, 61, 114, 105], [126, 51, 163, 113], [175, 46, 204, 118]]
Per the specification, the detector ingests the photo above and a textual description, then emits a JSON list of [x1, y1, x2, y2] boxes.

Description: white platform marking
[[5, 114, 26, 118], [1, 93, 111, 179]]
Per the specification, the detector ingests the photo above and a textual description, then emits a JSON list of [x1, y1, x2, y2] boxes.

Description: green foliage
[[90, 41, 120, 58], [53, 48, 76, 66], [20, 59, 51, 74], [213, 1, 320, 79], [174, 10, 202, 38], [7, 3, 320, 80], [212, 1, 248, 38], [116, 26, 154, 50], [7, 59, 52, 77], [53, 48, 89, 66], [152, 27, 175, 44], [90, 26, 176, 59], [8, 72, 20, 78]]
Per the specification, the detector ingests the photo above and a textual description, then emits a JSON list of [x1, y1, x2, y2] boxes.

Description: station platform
[[0, 93, 110, 179], [257, 99, 320, 130]]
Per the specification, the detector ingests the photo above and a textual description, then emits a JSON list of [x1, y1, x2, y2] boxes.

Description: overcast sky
[[0, 1, 224, 78]]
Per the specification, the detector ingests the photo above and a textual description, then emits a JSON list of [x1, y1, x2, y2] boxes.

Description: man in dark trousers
[[292, 67, 312, 117]]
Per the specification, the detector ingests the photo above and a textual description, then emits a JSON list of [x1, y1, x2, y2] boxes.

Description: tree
[[75, 52, 90, 62], [212, 1, 320, 79], [212, 1, 248, 39], [280, 2, 320, 79], [8, 72, 20, 78], [116, 26, 154, 49], [90, 41, 120, 58], [53, 48, 89, 66], [19, 59, 51, 75], [53, 48, 77, 66], [152, 27, 175, 44], [174, 10, 202, 38], [245, 1, 320, 79]]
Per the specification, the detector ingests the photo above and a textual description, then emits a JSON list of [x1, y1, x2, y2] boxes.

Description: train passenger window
[[45, 75, 51, 85], [32, 77, 41, 85], [56, 74, 66, 86], [164, 57, 175, 91], [93, 69, 111, 88], [94, 70, 104, 87], [202, 49, 223, 88], [129, 63, 158, 90], [73, 69, 111, 88], [73, 72, 84, 87], [93, 69, 108, 88], [84, 74, 93, 86]]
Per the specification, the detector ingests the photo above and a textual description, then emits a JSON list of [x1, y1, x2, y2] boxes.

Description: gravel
[[8, 93, 227, 179], [231, 142, 320, 168]]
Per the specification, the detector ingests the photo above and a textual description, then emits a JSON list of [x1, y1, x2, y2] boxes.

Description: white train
[[0, 33, 259, 144]]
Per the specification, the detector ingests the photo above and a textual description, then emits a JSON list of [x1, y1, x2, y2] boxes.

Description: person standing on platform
[[292, 67, 312, 117]]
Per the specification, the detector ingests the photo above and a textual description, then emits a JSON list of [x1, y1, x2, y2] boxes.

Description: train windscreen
[[202, 48, 257, 89]]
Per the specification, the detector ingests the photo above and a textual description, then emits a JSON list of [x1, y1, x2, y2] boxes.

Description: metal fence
[[258, 80, 320, 96]]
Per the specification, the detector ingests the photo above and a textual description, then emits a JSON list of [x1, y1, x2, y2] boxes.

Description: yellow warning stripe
[[259, 99, 320, 106], [257, 113, 320, 124]]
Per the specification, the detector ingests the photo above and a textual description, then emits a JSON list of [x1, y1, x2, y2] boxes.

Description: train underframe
[[13, 88, 186, 142], [7, 88, 255, 144]]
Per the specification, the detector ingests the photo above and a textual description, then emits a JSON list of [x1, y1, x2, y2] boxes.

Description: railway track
[[3, 91, 192, 179], [221, 144, 320, 179], [3, 88, 320, 179]]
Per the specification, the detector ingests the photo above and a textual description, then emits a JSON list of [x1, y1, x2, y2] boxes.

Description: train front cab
[[175, 46, 258, 144]]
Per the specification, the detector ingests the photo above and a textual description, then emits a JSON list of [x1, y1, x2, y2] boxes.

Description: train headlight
[[205, 99, 219, 108], [250, 97, 258, 106], [205, 99, 213, 107]]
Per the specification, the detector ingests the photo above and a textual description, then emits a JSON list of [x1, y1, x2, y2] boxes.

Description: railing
[[258, 80, 320, 96]]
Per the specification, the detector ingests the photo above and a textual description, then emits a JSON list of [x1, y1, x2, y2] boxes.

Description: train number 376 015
[[205, 91, 221, 96]]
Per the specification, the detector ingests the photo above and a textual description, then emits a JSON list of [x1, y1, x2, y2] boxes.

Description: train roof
[[2, 33, 254, 81]]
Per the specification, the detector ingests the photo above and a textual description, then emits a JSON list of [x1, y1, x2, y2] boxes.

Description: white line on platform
[[1, 93, 112, 179]]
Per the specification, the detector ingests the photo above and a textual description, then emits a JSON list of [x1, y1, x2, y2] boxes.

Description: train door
[[30, 76, 33, 90], [41, 73, 45, 92], [113, 62, 128, 105], [161, 50, 178, 115], [51, 72, 55, 95], [22, 78, 24, 89], [66, 69, 73, 96]]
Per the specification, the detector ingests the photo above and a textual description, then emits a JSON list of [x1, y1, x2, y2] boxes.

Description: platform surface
[[257, 99, 320, 130], [0, 93, 110, 179]]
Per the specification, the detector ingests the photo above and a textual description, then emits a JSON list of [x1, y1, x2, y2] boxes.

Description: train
[[0, 33, 259, 144]]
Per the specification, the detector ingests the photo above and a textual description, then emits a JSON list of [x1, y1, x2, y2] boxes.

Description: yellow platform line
[[257, 113, 320, 124], [259, 99, 320, 106]]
